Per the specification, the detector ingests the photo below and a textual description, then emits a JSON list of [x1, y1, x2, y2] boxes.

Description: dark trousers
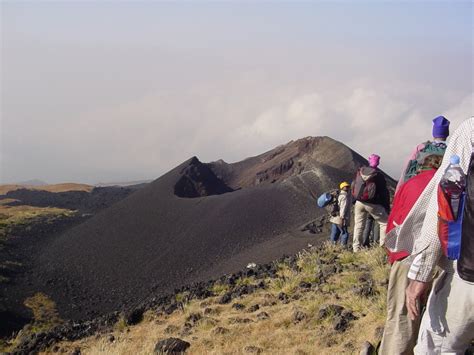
[[362, 216, 380, 247]]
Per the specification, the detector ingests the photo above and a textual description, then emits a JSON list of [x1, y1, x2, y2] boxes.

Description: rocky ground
[[2, 244, 390, 354]]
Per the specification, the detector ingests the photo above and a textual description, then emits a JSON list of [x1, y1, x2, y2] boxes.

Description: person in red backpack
[[380, 157, 441, 355], [352, 154, 390, 252]]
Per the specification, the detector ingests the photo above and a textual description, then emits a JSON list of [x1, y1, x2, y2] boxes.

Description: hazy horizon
[[1, 1, 473, 184]]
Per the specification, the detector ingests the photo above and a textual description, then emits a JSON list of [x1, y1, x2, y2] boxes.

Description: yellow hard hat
[[339, 181, 350, 189]]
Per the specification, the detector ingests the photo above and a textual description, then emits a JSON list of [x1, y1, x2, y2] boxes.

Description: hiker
[[329, 182, 352, 246], [380, 155, 443, 354], [361, 216, 380, 247], [403, 117, 474, 354], [395, 115, 450, 193], [381, 116, 450, 354], [351, 154, 390, 252]]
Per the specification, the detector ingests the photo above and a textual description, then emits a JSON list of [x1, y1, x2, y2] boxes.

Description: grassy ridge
[[0, 202, 74, 284], [49, 244, 389, 354], [0, 202, 73, 246], [0, 183, 93, 195]]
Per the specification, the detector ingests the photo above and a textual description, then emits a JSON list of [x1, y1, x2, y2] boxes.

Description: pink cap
[[368, 154, 380, 168]]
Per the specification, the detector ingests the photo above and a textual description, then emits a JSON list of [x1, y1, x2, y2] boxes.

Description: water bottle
[[440, 155, 466, 219]]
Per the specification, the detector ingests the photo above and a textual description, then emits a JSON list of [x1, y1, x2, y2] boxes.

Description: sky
[[1, 1, 473, 184]]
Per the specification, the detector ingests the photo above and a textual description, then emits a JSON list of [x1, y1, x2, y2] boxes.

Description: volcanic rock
[[333, 310, 358, 332], [203, 308, 218, 316], [232, 303, 245, 311], [278, 292, 289, 304], [352, 275, 377, 297], [212, 327, 230, 335], [123, 307, 144, 326], [318, 304, 344, 320], [219, 293, 232, 305], [298, 281, 312, 289], [185, 313, 202, 325], [229, 317, 253, 324], [247, 304, 260, 313], [293, 310, 308, 323], [164, 325, 179, 334], [154, 337, 190, 354], [244, 345, 263, 354], [256, 312, 270, 320]]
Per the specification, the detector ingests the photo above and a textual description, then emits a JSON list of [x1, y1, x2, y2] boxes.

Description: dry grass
[[0, 204, 74, 282], [47, 244, 389, 355], [23, 293, 63, 333], [0, 204, 73, 242], [0, 183, 93, 195], [0, 200, 76, 352], [0, 204, 73, 225], [0, 293, 64, 353]]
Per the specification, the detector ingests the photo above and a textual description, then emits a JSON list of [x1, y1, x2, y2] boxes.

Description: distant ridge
[[95, 179, 153, 187], [18, 179, 47, 186], [0, 183, 93, 195]]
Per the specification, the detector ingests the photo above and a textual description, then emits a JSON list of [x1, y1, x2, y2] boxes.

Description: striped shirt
[[386, 117, 474, 282]]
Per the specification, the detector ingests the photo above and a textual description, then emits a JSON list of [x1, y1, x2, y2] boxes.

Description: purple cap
[[432, 116, 450, 138], [368, 154, 380, 168]]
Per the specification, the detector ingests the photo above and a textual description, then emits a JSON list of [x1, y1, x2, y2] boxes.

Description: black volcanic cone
[[174, 157, 233, 198]]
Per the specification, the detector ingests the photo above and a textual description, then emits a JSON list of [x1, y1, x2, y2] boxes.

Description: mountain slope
[[207, 136, 381, 189], [3, 136, 396, 326]]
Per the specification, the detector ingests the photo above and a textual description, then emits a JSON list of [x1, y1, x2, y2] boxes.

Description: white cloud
[[3, 70, 471, 184], [232, 83, 472, 179]]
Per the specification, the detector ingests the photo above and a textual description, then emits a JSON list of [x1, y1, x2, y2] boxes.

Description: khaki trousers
[[380, 260, 421, 355], [352, 201, 388, 252], [414, 271, 474, 355]]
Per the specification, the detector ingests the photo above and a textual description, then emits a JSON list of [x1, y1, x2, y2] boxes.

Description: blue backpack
[[317, 190, 339, 217], [317, 192, 334, 208]]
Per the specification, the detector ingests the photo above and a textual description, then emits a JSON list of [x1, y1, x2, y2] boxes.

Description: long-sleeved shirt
[[385, 117, 474, 282], [385, 169, 437, 264], [329, 190, 352, 226]]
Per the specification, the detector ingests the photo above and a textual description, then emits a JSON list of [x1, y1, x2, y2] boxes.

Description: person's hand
[[406, 280, 430, 320]]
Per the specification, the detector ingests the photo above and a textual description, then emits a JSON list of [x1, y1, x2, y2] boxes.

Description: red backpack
[[437, 153, 474, 283], [352, 167, 377, 202]]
